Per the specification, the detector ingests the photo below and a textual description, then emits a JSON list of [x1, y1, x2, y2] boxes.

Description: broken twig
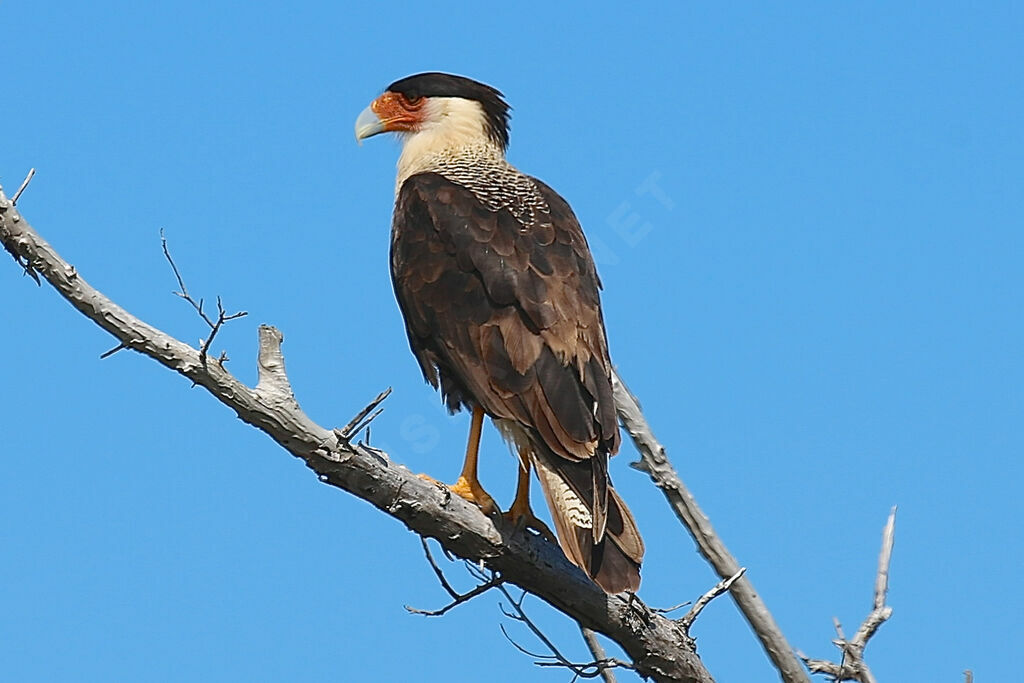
[[680, 567, 746, 632], [12, 168, 36, 205], [335, 387, 393, 443]]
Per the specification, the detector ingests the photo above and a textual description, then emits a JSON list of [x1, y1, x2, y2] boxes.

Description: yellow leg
[[503, 451, 556, 543], [422, 406, 497, 515]]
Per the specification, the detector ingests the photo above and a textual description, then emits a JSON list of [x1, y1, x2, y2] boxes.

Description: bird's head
[[355, 72, 511, 153]]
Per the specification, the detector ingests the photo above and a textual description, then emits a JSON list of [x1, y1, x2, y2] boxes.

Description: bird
[[355, 72, 644, 593]]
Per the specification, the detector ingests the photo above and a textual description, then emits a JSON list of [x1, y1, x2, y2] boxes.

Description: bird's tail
[[532, 452, 644, 594]]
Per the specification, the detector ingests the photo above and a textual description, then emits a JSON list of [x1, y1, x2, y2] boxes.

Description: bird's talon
[[422, 473, 497, 515], [417, 473, 452, 505], [503, 508, 557, 544]]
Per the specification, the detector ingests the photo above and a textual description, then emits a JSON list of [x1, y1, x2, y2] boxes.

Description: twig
[[12, 168, 36, 205], [419, 536, 462, 599], [580, 627, 617, 683], [680, 567, 747, 632], [498, 586, 634, 681], [799, 508, 897, 682], [613, 369, 810, 683], [872, 507, 896, 611], [200, 296, 247, 362], [159, 230, 247, 364], [100, 342, 129, 359], [405, 538, 505, 617], [651, 601, 691, 615], [0, 179, 41, 284], [405, 577, 504, 617], [335, 388, 393, 443], [499, 587, 572, 667], [160, 229, 195, 312]]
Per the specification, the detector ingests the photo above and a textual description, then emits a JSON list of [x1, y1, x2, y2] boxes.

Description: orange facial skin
[[371, 91, 426, 133]]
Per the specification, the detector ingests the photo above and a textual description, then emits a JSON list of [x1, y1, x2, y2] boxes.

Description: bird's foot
[[449, 475, 498, 516], [418, 473, 497, 516], [503, 503, 557, 544]]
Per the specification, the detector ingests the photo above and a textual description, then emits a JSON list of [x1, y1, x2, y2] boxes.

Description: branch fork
[[798, 507, 897, 682], [160, 229, 247, 365]]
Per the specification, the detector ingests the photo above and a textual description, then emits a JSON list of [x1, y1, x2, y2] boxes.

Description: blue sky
[[2, 2, 1021, 681]]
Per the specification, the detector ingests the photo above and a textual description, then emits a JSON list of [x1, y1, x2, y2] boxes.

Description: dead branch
[[335, 387, 393, 443], [99, 341, 129, 359], [498, 586, 635, 681], [160, 229, 247, 364], [680, 568, 747, 633], [580, 627, 618, 683], [798, 507, 896, 682], [0, 182, 712, 683], [612, 370, 809, 683], [12, 168, 35, 205], [405, 538, 505, 616], [651, 601, 691, 615]]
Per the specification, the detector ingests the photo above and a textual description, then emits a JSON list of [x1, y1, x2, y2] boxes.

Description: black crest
[[387, 72, 511, 150]]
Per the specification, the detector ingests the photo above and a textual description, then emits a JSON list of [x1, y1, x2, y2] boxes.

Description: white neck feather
[[395, 97, 502, 193]]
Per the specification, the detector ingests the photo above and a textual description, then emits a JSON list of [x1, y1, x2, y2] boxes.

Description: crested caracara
[[356, 72, 644, 594]]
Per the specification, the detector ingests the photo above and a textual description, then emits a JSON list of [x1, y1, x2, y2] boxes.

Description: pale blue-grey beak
[[354, 105, 386, 144]]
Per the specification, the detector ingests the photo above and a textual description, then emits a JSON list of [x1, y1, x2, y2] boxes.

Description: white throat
[[395, 97, 503, 193]]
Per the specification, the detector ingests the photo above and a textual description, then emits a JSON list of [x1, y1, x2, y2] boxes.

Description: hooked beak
[[354, 105, 386, 144]]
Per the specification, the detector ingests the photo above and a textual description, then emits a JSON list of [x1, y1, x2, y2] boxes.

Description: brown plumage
[[392, 173, 644, 593]]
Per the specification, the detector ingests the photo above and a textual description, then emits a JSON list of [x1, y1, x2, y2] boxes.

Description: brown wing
[[391, 172, 617, 453], [391, 172, 643, 592]]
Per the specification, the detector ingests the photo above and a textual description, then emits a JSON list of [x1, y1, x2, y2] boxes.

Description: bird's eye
[[403, 95, 423, 107]]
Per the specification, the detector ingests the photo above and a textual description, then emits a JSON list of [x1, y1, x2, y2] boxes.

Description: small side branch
[[579, 627, 617, 683], [799, 507, 897, 682], [680, 567, 746, 632], [160, 229, 246, 364], [405, 538, 505, 617], [100, 342, 129, 359], [335, 387, 393, 444], [498, 586, 634, 681], [12, 168, 36, 205]]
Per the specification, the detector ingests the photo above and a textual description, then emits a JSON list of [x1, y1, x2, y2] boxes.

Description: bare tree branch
[[498, 586, 635, 681], [12, 168, 35, 205], [405, 538, 505, 616], [0, 182, 712, 683], [160, 229, 247, 364], [680, 568, 747, 633], [798, 508, 897, 682], [99, 341, 129, 359], [651, 601, 692, 616], [580, 627, 618, 683], [612, 371, 810, 683], [335, 387, 393, 443]]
